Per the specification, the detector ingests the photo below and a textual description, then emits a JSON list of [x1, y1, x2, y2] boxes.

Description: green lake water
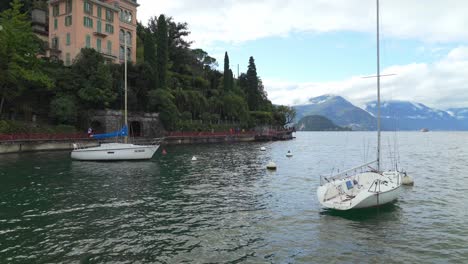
[[1, 132, 468, 263]]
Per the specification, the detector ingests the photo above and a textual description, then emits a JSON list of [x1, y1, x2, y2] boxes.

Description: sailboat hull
[[352, 186, 402, 209], [317, 171, 402, 210], [71, 143, 159, 161]]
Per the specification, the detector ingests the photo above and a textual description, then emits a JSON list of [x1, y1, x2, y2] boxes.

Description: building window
[[105, 24, 114, 34], [107, 40, 112, 55], [83, 17, 93, 28], [119, 45, 124, 60], [65, 15, 72, 26], [52, 5, 59, 17], [127, 48, 131, 61], [97, 6, 102, 18], [52, 37, 59, 49], [97, 39, 101, 52], [84, 1, 93, 15], [119, 9, 132, 23], [66, 0, 72, 13], [86, 35, 91, 48], [54, 18, 58, 30], [119, 29, 125, 43], [126, 31, 131, 46], [97, 20, 102, 33], [65, 53, 71, 66], [66, 33, 70, 46], [106, 9, 113, 22]]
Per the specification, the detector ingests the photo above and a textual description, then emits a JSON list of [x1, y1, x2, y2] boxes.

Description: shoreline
[[0, 131, 294, 154]]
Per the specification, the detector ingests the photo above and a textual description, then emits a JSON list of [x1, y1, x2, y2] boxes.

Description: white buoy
[[266, 161, 277, 170], [191, 156, 197, 161], [286, 150, 293, 157], [402, 173, 414, 186], [260, 147, 266, 151]]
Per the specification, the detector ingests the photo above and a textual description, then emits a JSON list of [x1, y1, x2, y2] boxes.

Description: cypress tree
[[155, 15, 168, 89], [246, 56, 259, 110], [143, 30, 156, 69], [223, 51, 230, 91], [229, 69, 234, 90]]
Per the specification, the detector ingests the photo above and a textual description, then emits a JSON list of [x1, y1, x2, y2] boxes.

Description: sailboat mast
[[124, 33, 128, 144], [376, 0, 381, 171]]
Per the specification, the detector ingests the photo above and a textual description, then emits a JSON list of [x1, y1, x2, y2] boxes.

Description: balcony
[[121, 0, 139, 7], [93, 31, 108, 38], [99, 50, 117, 60], [47, 42, 61, 53]]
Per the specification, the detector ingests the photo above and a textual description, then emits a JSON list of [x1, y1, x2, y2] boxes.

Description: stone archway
[[90, 120, 104, 134], [130, 121, 142, 137]]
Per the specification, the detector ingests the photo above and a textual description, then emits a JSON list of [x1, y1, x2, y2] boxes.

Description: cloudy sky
[[137, 0, 468, 109]]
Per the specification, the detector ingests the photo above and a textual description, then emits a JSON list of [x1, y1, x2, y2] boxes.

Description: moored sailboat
[[71, 34, 159, 161], [316, 0, 403, 210]]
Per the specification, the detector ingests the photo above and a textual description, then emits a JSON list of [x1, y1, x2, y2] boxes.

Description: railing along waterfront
[[0, 133, 89, 142]]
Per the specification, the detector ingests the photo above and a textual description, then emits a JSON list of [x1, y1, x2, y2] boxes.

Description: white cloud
[[135, 1, 468, 109], [264, 46, 468, 109], [138, 0, 468, 47]]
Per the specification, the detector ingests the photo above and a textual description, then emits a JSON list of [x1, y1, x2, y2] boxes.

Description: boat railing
[[320, 160, 378, 185], [72, 143, 86, 150], [129, 137, 165, 146], [368, 179, 382, 193]]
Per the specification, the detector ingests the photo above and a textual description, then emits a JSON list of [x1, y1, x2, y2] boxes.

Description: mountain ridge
[[294, 95, 468, 130]]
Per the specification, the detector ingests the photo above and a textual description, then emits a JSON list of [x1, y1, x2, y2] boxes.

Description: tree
[[155, 15, 168, 89], [274, 105, 296, 127], [0, 0, 52, 116], [143, 29, 156, 69], [246, 56, 259, 110], [49, 95, 77, 124], [148, 89, 179, 130], [192, 48, 217, 70], [223, 52, 231, 91], [72, 48, 115, 109]]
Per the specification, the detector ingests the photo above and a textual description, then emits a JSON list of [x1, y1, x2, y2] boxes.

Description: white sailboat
[[71, 34, 159, 161], [316, 0, 403, 210]]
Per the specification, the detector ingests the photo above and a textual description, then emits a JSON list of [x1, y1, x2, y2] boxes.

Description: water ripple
[[1, 132, 468, 263]]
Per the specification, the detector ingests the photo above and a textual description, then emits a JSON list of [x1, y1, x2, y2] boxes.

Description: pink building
[[48, 0, 138, 65]]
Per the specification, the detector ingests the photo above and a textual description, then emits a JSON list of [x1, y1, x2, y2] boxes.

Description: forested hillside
[[0, 0, 295, 133]]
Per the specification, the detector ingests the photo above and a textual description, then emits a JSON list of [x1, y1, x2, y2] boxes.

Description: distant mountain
[[293, 94, 468, 131], [294, 95, 376, 130], [447, 108, 468, 120], [365, 101, 464, 130], [297, 115, 351, 131]]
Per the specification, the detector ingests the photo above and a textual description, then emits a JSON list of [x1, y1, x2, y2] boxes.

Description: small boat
[[420, 128, 429, 132], [191, 156, 197, 161], [260, 147, 266, 151], [71, 142, 159, 161], [286, 150, 293, 157]]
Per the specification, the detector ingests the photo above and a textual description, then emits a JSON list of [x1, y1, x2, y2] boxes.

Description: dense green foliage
[[155, 15, 168, 89], [0, 0, 52, 116], [0, 3, 293, 133]]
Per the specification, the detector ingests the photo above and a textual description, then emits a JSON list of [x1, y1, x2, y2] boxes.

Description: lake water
[[1, 132, 468, 263]]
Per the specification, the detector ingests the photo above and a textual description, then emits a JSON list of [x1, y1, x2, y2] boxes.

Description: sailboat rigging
[[71, 34, 160, 161], [316, 0, 403, 210]]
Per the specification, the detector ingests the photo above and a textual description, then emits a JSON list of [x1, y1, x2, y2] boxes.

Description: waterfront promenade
[[0, 129, 294, 154]]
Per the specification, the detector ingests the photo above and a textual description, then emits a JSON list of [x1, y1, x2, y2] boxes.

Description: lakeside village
[[0, 0, 296, 154]]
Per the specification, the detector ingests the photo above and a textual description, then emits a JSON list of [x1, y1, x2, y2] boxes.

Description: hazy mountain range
[[294, 95, 468, 131]]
